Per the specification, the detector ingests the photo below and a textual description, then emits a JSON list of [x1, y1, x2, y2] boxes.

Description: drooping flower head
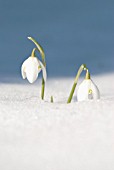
[[21, 55, 47, 83], [77, 70, 100, 101]]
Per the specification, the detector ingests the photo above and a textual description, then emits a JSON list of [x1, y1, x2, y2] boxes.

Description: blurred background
[[0, 0, 114, 80]]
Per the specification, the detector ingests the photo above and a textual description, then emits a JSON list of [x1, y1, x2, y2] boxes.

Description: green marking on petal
[[38, 65, 41, 69], [88, 89, 93, 99], [88, 89, 92, 94]]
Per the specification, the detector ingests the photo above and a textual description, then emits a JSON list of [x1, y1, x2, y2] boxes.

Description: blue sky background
[[0, 0, 114, 78]]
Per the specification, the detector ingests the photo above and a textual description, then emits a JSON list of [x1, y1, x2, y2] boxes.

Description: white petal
[[38, 60, 47, 82], [25, 57, 39, 83], [77, 79, 90, 101], [77, 79, 100, 101], [21, 59, 28, 79], [90, 79, 100, 99]]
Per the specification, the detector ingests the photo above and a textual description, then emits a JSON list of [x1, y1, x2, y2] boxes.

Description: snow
[[0, 0, 114, 169], [0, 73, 114, 170]]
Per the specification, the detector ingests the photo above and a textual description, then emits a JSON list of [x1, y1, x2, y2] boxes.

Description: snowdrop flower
[[77, 70, 100, 101], [21, 55, 47, 83], [21, 36, 47, 100]]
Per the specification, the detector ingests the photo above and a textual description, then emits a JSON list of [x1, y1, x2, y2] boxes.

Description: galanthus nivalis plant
[[77, 70, 100, 101], [21, 37, 47, 100], [67, 64, 100, 103]]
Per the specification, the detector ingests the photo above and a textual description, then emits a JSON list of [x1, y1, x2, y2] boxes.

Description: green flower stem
[[28, 36, 46, 100], [28, 37, 46, 65], [67, 64, 87, 103], [67, 83, 77, 103], [41, 78, 45, 100]]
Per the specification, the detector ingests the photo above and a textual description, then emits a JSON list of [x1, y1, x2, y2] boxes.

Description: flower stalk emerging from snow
[[51, 96, 54, 103], [67, 64, 87, 103], [77, 69, 100, 101], [21, 37, 47, 100]]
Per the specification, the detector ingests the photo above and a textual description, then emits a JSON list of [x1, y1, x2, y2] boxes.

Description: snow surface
[[0, 73, 114, 170]]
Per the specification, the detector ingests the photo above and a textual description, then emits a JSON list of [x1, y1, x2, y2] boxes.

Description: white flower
[[21, 56, 47, 83], [77, 79, 100, 101]]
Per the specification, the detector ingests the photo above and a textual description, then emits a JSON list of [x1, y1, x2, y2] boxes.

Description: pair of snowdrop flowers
[[21, 37, 100, 103]]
